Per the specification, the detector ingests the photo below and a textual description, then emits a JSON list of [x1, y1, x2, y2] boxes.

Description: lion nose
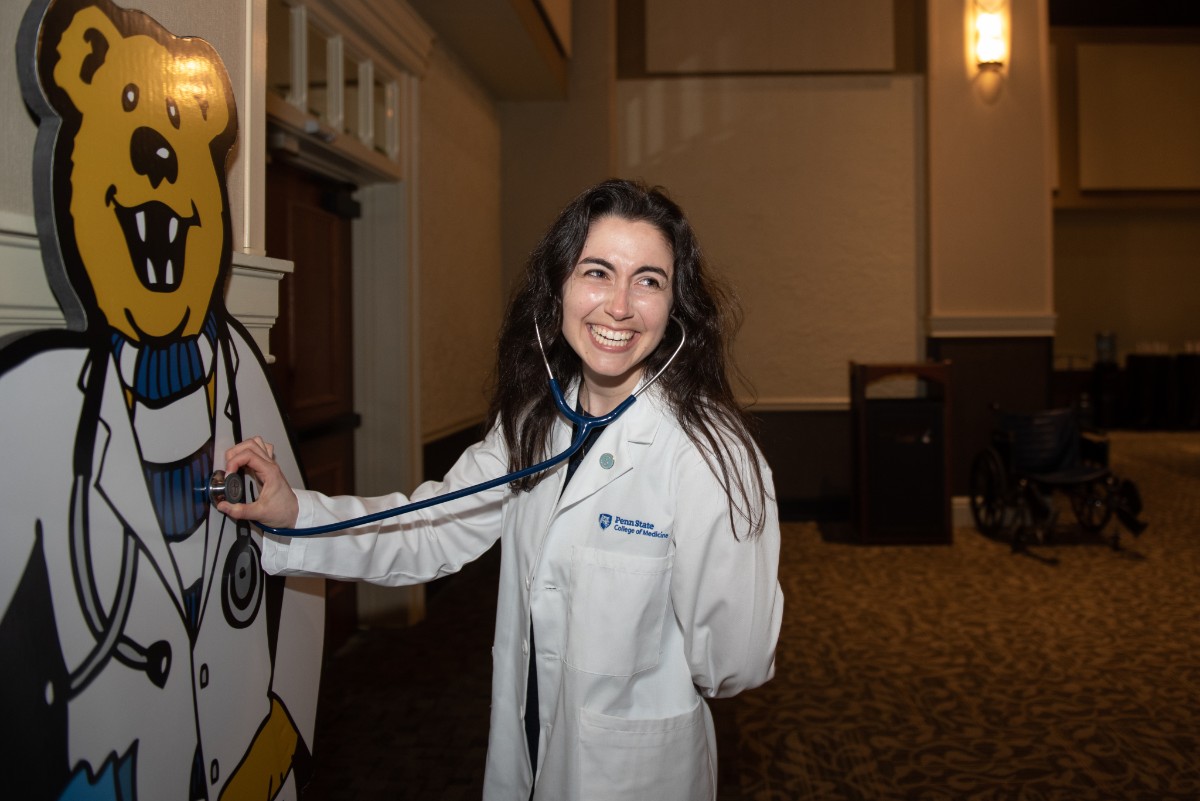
[[130, 126, 179, 189]]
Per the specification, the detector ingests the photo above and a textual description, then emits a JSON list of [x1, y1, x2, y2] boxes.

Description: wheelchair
[[969, 408, 1147, 552]]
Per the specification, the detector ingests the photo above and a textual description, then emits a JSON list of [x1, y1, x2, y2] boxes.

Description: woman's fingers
[[225, 438, 274, 473], [218, 438, 300, 529]]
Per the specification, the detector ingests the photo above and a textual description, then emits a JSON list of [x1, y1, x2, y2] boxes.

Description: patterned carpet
[[301, 432, 1200, 800]]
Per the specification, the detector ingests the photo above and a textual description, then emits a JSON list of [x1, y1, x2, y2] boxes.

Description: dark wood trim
[[423, 420, 489, 482], [927, 337, 1054, 496], [294, 411, 362, 443]]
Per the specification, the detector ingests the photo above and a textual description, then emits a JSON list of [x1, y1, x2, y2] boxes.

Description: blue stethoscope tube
[[251, 319, 686, 537]]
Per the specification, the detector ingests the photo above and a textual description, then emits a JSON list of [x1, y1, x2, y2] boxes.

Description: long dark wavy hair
[[488, 179, 769, 539]]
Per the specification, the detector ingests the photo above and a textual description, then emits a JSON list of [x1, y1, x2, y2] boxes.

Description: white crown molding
[[0, 211, 37, 237], [927, 313, 1057, 338], [740, 396, 852, 413], [304, 0, 436, 78], [0, 224, 293, 360], [0, 227, 64, 340]]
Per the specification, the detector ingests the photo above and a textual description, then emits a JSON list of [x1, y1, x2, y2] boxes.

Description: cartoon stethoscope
[[68, 331, 263, 697], [207, 319, 688, 538]]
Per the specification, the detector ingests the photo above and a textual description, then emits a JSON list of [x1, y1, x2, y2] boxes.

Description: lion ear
[[50, 5, 123, 109]]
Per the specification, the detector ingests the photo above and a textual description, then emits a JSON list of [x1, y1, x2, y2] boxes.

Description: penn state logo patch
[[598, 513, 612, 530]]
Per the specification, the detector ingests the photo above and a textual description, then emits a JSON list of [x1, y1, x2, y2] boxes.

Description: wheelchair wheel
[[1070, 479, 1113, 532], [969, 448, 1010, 536]]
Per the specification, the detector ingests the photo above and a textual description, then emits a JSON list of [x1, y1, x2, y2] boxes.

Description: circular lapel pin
[[599, 453, 615, 470]]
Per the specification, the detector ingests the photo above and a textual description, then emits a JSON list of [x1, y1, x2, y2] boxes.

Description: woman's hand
[[218, 436, 300, 530]]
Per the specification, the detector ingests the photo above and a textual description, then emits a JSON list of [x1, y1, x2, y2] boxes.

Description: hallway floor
[[300, 431, 1200, 800]]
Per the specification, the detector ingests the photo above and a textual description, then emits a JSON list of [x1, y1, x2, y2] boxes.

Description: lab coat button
[[599, 452, 615, 469]]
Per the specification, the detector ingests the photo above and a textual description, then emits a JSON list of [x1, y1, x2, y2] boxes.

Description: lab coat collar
[[89, 351, 188, 620], [88, 331, 239, 626], [553, 378, 667, 511]]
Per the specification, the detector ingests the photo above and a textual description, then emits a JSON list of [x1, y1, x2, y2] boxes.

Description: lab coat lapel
[[200, 330, 239, 622], [556, 385, 665, 512], [90, 352, 186, 617]]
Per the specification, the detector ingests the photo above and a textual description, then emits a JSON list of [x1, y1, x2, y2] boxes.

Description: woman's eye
[[637, 276, 664, 289]]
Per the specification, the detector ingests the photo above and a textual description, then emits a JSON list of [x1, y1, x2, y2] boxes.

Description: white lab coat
[[0, 324, 323, 799], [261, 383, 784, 800]]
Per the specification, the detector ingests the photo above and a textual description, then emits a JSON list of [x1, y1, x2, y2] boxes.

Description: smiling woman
[[222, 179, 784, 801], [561, 215, 675, 414]]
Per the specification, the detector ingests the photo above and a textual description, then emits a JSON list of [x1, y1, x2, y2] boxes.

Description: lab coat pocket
[[565, 547, 672, 676], [578, 701, 713, 801]]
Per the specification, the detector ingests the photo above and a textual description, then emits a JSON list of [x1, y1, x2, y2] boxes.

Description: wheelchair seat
[[998, 408, 1109, 486], [970, 407, 1147, 552]]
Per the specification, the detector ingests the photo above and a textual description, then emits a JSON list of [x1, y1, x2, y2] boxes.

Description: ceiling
[[408, 0, 568, 100]]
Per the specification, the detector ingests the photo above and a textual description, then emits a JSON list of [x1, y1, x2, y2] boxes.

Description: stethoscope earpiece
[[206, 470, 244, 506]]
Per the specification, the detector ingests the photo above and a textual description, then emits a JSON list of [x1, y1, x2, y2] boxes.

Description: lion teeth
[[169, 216, 179, 243], [136, 211, 146, 242], [146, 258, 157, 285], [165, 260, 174, 285]]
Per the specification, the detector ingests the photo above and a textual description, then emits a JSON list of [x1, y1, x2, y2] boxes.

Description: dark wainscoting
[[421, 337, 1052, 525], [422, 412, 855, 522], [927, 337, 1053, 495], [423, 421, 488, 482], [752, 410, 852, 521]]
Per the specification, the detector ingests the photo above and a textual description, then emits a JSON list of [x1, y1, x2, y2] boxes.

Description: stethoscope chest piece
[[206, 470, 244, 506], [222, 524, 263, 629]]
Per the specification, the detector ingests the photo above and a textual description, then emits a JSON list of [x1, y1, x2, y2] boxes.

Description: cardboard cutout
[[2, 0, 324, 798]]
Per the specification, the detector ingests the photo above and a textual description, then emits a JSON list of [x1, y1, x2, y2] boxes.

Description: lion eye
[[122, 83, 139, 112], [165, 97, 180, 129]]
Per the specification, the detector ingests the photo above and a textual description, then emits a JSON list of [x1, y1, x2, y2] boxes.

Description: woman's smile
[[587, 323, 636, 348]]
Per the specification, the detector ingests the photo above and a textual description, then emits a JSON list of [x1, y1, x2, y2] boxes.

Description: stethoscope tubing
[[254, 318, 686, 538], [258, 381, 636, 537]]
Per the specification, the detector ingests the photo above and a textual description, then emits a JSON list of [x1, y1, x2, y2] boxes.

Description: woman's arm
[[669, 445, 784, 697], [220, 429, 512, 586]]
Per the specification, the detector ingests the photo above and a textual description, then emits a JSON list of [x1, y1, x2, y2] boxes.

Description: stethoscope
[[208, 318, 687, 538], [68, 329, 263, 698]]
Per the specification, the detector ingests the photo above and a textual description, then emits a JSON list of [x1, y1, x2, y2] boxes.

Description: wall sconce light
[[971, 0, 1008, 70]]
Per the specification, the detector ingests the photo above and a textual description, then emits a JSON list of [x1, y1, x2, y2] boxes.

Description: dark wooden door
[[266, 158, 359, 654]]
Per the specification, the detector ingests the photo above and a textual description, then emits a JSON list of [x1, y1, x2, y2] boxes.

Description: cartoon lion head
[[19, 0, 237, 342]]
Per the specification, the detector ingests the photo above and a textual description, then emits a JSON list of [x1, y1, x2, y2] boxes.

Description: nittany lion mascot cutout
[[1, 0, 324, 798]]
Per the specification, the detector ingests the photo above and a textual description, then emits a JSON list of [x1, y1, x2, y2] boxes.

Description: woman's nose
[[604, 283, 632, 319]]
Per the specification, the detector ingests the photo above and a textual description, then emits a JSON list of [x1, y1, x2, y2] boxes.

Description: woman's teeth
[[589, 325, 634, 345]]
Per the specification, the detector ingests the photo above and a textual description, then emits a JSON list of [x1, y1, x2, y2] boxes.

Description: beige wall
[[610, 0, 921, 406], [418, 42, 503, 440], [645, 0, 894, 73], [926, 0, 1055, 332], [1, 1, 37, 223], [1, 1, 255, 248], [1054, 209, 1200, 365], [617, 74, 924, 405], [1051, 31, 1200, 369], [1075, 44, 1200, 191], [499, 0, 617, 292]]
